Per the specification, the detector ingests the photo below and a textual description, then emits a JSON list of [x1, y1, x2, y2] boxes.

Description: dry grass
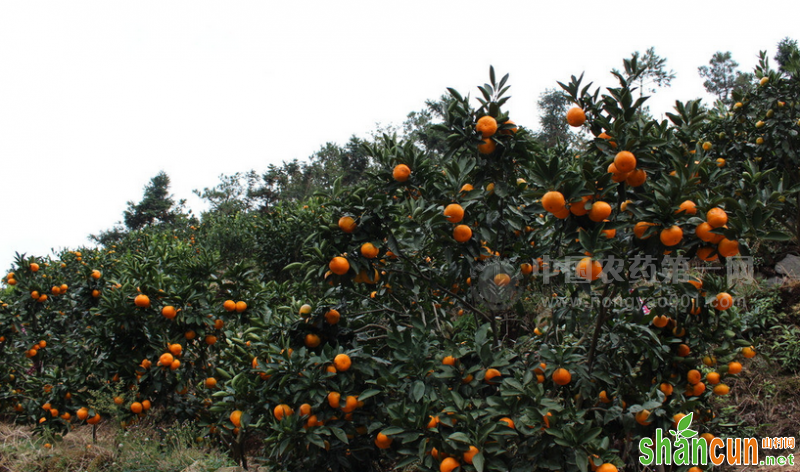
[[0, 420, 236, 472]]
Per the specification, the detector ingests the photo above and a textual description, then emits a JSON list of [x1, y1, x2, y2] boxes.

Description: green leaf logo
[[670, 412, 697, 439]]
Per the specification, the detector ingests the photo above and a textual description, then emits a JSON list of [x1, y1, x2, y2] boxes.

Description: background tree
[[775, 37, 799, 72], [698, 51, 753, 104], [619, 47, 676, 97], [535, 87, 571, 146], [122, 171, 187, 230]]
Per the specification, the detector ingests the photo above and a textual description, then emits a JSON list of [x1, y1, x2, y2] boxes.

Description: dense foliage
[[1, 45, 799, 472]]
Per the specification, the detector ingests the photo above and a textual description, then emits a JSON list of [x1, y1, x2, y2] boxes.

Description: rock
[[775, 255, 800, 280], [765, 276, 787, 286]]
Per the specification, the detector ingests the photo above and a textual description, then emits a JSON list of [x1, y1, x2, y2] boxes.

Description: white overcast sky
[[1, 1, 798, 271]]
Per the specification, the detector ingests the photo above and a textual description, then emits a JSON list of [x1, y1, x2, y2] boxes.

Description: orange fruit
[[161, 306, 177, 319], [576, 257, 602, 282], [626, 169, 647, 187], [463, 445, 479, 464], [170, 359, 181, 370], [713, 292, 733, 311], [597, 464, 618, 472], [325, 309, 340, 325], [697, 247, 718, 262], [493, 273, 511, 286], [460, 183, 474, 193], [717, 238, 739, 257], [205, 377, 217, 389], [660, 383, 674, 396], [299, 403, 312, 416], [342, 395, 358, 413], [485, 368, 501, 384], [223, 300, 236, 312], [159, 353, 174, 366], [652, 315, 669, 328], [598, 132, 617, 148], [476, 116, 498, 137], [443, 204, 465, 223], [134, 294, 150, 308], [553, 207, 570, 219], [274, 404, 293, 420], [614, 151, 637, 173], [87, 414, 101, 425], [713, 384, 730, 395], [599, 390, 612, 403], [499, 417, 515, 429], [393, 164, 411, 182], [169, 343, 182, 357], [566, 107, 586, 127], [305, 334, 321, 348], [442, 356, 457, 366], [687, 369, 701, 385], [706, 208, 728, 228], [677, 344, 691, 357], [328, 391, 341, 408], [695, 222, 723, 243], [142, 400, 151, 411], [235, 301, 247, 313], [130, 402, 143, 414], [520, 263, 533, 275], [635, 409, 652, 426], [185, 330, 196, 340], [230, 410, 242, 427], [588, 201, 612, 222], [338, 216, 357, 233], [375, 432, 393, 449], [552, 368, 571, 386], [334, 354, 351, 372], [360, 242, 379, 259], [329, 257, 350, 275], [114, 396, 124, 405], [453, 224, 472, 243], [659, 225, 683, 246], [570, 196, 591, 216], [501, 120, 518, 134], [728, 361, 742, 374], [205, 335, 217, 345], [91, 270, 101, 280], [706, 372, 721, 385], [77, 408, 89, 420], [677, 200, 697, 215], [541, 191, 566, 213], [30, 263, 40, 272], [634, 222, 656, 239], [440, 457, 461, 472], [477, 138, 496, 154], [214, 319, 224, 330], [742, 346, 756, 358]]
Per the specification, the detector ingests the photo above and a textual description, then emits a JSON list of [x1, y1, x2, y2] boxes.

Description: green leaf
[[357, 389, 380, 402], [447, 432, 471, 443], [381, 426, 404, 436], [473, 452, 485, 472], [330, 426, 349, 444], [411, 380, 425, 402], [763, 231, 791, 241], [676, 412, 693, 432]]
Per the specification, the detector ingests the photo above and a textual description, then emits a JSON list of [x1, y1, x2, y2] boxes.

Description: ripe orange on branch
[[393, 164, 411, 182], [476, 115, 498, 137], [443, 204, 465, 223], [566, 107, 586, 127], [614, 151, 637, 173]]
